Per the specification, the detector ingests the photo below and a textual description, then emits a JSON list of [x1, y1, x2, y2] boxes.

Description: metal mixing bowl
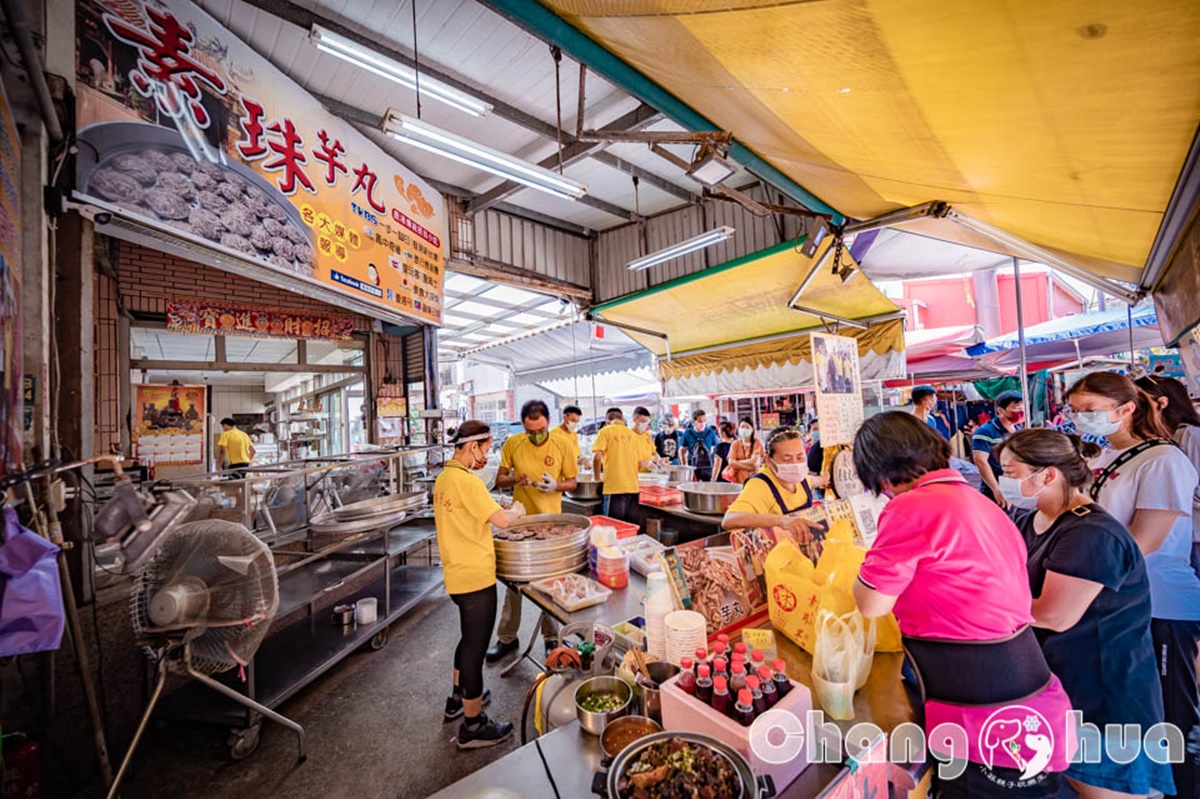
[[679, 482, 744, 515], [574, 675, 632, 735]]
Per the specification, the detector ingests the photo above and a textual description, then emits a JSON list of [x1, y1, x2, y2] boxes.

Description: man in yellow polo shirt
[[488, 399, 578, 662], [549, 404, 586, 470], [216, 418, 256, 475], [592, 406, 653, 526]]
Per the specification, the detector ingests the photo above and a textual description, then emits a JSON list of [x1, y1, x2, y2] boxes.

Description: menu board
[[75, 0, 446, 324], [133, 384, 206, 465], [810, 332, 863, 446]]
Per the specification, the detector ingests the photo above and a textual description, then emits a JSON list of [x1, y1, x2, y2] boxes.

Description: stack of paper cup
[[664, 610, 708, 667], [644, 571, 674, 659]]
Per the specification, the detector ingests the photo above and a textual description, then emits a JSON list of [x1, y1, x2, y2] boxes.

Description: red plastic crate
[[589, 515, 639, 539], [639, 485, 684, 507]]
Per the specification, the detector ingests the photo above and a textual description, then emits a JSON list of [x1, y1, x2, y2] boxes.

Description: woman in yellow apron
[[721, 427, 823, 541]]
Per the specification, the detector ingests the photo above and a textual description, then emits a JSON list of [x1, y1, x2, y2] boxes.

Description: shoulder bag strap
[[748, 472, 805, 515], [1089, 439, 1172, 500]]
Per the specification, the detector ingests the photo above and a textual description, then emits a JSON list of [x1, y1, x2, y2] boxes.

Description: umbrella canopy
[[967, 305, 1162, 367]]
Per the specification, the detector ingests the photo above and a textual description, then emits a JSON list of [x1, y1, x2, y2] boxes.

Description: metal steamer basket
[[605, 731, 775, 799], [333, 492, 427, 520], [567, 477, 603, 501], [679, 482, 743, 515], [492, 513, 592, 581]]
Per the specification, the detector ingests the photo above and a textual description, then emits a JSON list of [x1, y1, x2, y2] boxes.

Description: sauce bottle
[[751, 649, 766, 671], [712, 656, 727, 682], [695, 664, 713, 705], [771, 657, 792, 698], [712, 641, 728, 669], [757, 665, 779, 708], [733, 642, 748, 660], [694, 647, 709, 676], [730, 660, 748, 693], [711, 675, 732, 717], [746, 674, 768, 716], [717, 633, 730, 648], [732, 688, 756, 727], [678, 657, 695, 695]]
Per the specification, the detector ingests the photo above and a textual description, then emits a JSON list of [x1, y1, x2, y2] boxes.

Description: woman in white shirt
[[1067, 372, 1200, 798], [1136, 375, 1200, 574]]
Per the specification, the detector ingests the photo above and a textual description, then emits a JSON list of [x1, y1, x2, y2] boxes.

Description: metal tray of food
[[308, 508, 408, 535], [493, 513, 591, 581]]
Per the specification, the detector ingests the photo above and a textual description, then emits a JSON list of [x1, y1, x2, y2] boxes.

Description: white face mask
[[771, 459, 808, 483], [634, 421, 649, 433], [738, 427, 753, 440], [1072, 410, 1121, 437], [566, 421, 578, 433], [998, 471, 1045, 510]]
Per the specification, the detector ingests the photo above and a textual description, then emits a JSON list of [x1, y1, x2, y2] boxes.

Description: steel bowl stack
[[492, 513, 591, 581], [567, 477, 603, 501]]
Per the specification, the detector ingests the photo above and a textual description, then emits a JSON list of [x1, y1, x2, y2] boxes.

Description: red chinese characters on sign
[[313, 130, 348, 186], [351, 163, 386, 214], [235, 97, 315, 195], [236, 97, 267, 159], [104, 7, 226, 128], [165, 299, 353, 341]]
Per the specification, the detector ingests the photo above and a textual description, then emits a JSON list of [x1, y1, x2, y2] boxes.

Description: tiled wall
[[210, 385, 270, 420]]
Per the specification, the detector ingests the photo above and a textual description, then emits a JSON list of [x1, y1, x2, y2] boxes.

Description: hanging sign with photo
[[810, 332, 863, 446]]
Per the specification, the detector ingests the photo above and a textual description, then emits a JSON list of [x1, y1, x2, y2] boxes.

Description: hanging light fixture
[[685, 142, 736, 187], [311, 25, 493, 118], [627, 227, 735, 271], [382, 110, 587, 201]]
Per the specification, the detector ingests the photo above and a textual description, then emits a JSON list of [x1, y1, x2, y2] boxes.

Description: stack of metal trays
[[308, 492, 427, 535], [493, 513, 592, 581]]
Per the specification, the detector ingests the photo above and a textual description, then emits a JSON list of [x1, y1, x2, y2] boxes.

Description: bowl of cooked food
[[607, 732, 765, 799], [600, 715, 662, 759], [575, 675, 633, 735], [492, 513, 592, 581]]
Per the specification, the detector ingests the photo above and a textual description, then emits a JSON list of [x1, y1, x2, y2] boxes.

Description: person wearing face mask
[[549, 404, 587, 471], [491, 399, 577, 662], [1067, 372, 1200, 798], [851, 413, 1075, 798], [681, 409, 719, 481], [593, 407, 654, 525], [630, 406, 657, 465], [996, 429, 1171, 798], [435, 421, 526, 748], [721, 417, 765, 484], [972, 390, 1026, 508], [721, 427, 824, 541], [1135, 375, 1200, 575], [654, 416, 682, 465], [912, 386, 952, 441]]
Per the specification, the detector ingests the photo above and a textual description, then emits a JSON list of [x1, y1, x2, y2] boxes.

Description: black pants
[[451, 584, 498, 701], [604, 493, 640, 527], [224, 461, 250, 480], [935, 762, 1060, 798], [1152, 618, 1200, 798]]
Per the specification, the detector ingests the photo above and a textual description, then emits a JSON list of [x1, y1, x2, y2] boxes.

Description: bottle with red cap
[[695, 664, 714, 704], [717, 632, 730, 648], [711, 675, 732, 717], [694, 646, 709, 676], [746, 674, 768, 715], [733, 641, 748, 660], [713, 657, 727, 683], [678, 657, 696, 695], [732, 688, 756, 726], [730, 660, 748, 693], [712, 641, 728, 673], [751, 649, 767, 671], [771, 657, 792, 698], [757, 665, 779, 708]]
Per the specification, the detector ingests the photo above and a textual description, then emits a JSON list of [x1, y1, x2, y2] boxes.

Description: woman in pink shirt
[[852, 412, 1075, 798]]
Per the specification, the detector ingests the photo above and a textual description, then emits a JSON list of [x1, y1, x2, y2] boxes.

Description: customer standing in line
[[592, 407, 653, 525], [654, 416, 682, 465], [1136, 375, 1200, 574], [852, 412, 1074, 798], [435, 421, 526, 748], [998, 429, 1172, 798], [680, 409, 719, 481], [711, 421, 735, 482], [489, 400, 577, 663], [1067, 372, 1200, 798], [722, 417, 765, 485], [972, 390, 1025, 507]]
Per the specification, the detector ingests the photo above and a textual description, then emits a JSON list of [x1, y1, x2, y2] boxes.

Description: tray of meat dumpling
[[492, 514, 592, 581]]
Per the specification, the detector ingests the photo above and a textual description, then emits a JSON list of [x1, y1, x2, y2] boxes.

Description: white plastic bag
[[811, 610, 871, 719]]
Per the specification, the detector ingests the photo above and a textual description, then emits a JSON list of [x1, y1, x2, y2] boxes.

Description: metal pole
[[1128, 304, 1136, 372], [1012, 257, 1032, 416]]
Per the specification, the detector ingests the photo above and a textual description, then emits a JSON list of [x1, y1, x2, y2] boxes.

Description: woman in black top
[[712, 420, 734, 482], [997, 429, 1172, 798]]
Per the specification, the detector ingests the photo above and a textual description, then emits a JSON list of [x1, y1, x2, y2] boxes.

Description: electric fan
[[106, 520, 306, 799]]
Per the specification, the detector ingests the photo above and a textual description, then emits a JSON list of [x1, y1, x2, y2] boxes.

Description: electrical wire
[[534, 738, 562, 799], [411, 0, 422, 120]]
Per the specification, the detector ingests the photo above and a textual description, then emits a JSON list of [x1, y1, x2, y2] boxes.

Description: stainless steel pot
[[634, 661, 681, 725], [679, 482, 744, 515], [662, 464, 695, 483], [567, 478, 603, 501], [606, 731, 774, 799], [574, 675, 632, 735], [492, 513, 592, 581]]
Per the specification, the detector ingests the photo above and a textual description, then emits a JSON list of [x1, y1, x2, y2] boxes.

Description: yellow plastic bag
[[764, 541, 822, 652]]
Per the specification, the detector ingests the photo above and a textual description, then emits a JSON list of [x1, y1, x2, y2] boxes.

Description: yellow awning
[[544, 0, 1200, 275], [591, 238, 901, 357]]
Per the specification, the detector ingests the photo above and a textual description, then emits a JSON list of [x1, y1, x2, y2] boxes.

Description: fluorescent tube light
[[627, 227, 735, 271], [312, 25, 492, 118], [382, 111, 587, 201]]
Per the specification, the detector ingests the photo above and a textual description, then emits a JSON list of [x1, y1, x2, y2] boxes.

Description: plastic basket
[[589, 515, 638, 539], [639, 486, 684, 507]]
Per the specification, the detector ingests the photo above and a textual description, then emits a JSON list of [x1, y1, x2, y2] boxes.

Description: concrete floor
[[116, 590, 548, 799]]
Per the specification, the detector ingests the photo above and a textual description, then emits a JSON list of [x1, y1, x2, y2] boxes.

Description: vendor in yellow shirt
[[592, 406, 654, 525], [216, 418, 256, 474], [630, 407, 658, 471], [549, 403, 587, 470], [721, 426, 825, 541], [489, 399, 578, 662], [434, 420, 525, 749]]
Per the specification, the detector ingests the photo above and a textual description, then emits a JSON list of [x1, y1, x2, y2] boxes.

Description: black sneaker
[[455, 713, 514, 750], [485, 639, 519, 663], [443, 688, 491, 721]]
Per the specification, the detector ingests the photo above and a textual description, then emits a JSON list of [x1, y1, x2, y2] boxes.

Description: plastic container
[[660, 668, 813, 791], [530, 573, 612, 612], [664, 610, 707, 667], [588, 515, 639, 540], [355, 597, 378, 625], [618, 535, 667, 576], [638, 485, 684, 507], [596, 546, 630, 589]]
